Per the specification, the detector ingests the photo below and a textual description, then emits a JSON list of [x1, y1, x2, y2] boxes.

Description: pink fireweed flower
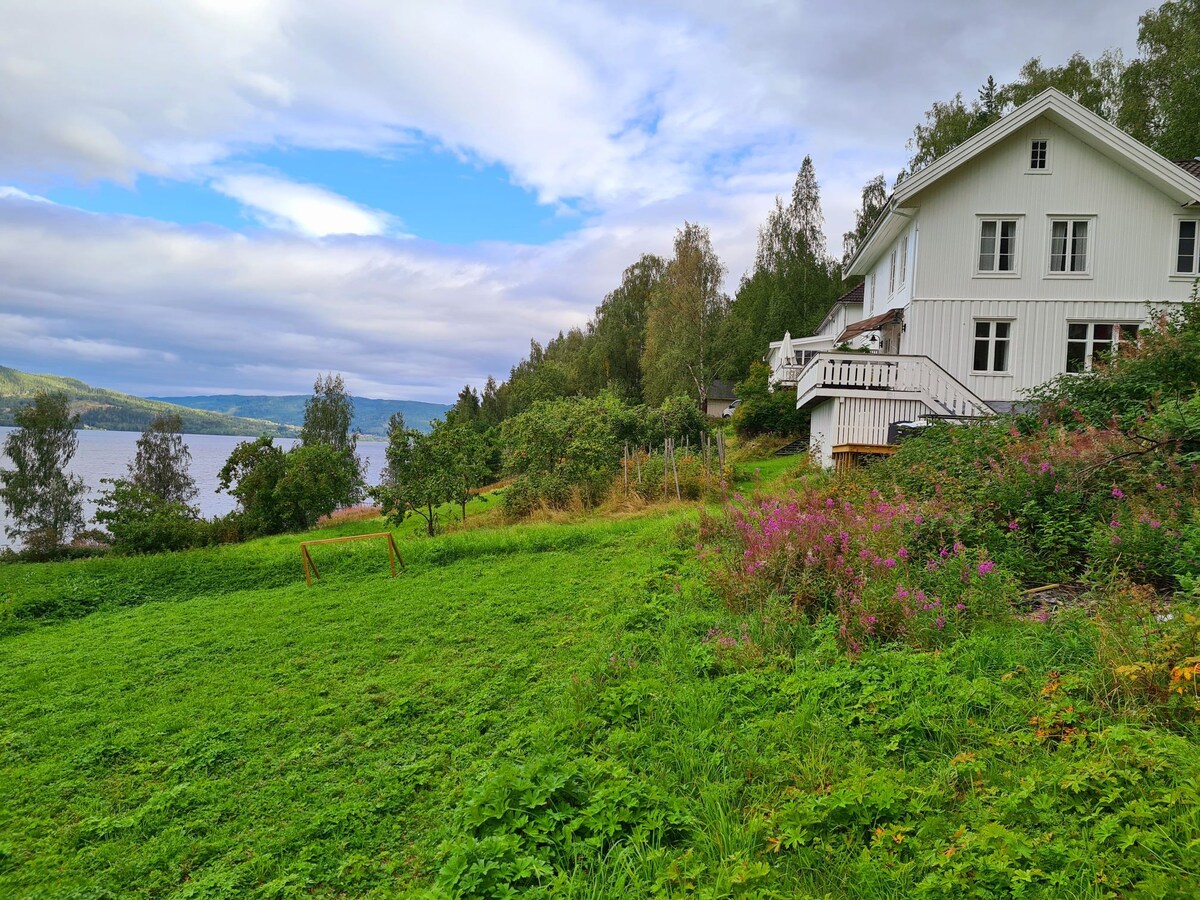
[[977, 560, 995, 576], [935, 615, 946, 630], [913, 514, 923, 525], [955, 602, 966, 610], [883, 558, 897, 569], [898, 547, 909, 560], [1008, 521, 1019, 531], [1111, 487, 1125, 499], [1039, 462, 1052, 473]]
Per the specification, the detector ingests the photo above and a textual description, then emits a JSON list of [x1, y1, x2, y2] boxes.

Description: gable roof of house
[[813, 282, 865, 335], [837, 307, 902, 343], [847, 89, 1200, 277], [1176, 159, 1200, 179], [708, 379, 736, 401]]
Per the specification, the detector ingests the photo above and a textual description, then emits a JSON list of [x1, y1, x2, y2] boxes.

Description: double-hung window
[[978, 218, 1018, 274], [889, 249, 897, 294], [898, 235, 908, 287], [973, 320, 1012, 373], [1049, 218, 1092, 275], [1176, 219, 1199, 275], [1065, 322, 1139, 373]]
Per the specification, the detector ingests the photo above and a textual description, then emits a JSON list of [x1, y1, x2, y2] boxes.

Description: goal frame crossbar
[[299, 532, 405, 586]]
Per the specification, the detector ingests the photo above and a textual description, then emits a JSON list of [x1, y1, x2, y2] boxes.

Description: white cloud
[[210, 171, 398, 236], [0, 0, 1152, 399]]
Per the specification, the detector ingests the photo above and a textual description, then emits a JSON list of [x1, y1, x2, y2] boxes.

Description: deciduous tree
[[642, 222, 729, 407], [0, 392, 87, 556], [129, 413, 197, 505]]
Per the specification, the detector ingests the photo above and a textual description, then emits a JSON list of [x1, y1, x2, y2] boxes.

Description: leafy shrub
[[732, 361, 809, 438], [636, 394, 711, 449], [94, 479, 200, 554]]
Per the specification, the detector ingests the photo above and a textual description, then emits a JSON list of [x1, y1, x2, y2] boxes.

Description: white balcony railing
[[794, 352, 992, 419], [769, 350, 823, 387]]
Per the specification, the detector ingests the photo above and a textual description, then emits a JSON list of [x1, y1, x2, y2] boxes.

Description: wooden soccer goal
[[299, 532, 405, 586]]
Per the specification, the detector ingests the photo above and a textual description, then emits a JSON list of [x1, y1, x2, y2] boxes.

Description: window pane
[[1050, 221, 1068, 271], [1066, 342, 1087, 373], [1071, 220, 1088, 272], [1068, 323, 1088, 340], [1180, 220, 1197, 274], [975, 321, 990, 338], [1093, 323, 1113, 341], [994, 339, 1009, 372], [979, 220, 996, 271], [1031, 140, 1047, 169], [1120, 324, 1139, 342], [995, 322, 1010, 339], [973, 339, 990, 371], [998, 220, 1016, 271]]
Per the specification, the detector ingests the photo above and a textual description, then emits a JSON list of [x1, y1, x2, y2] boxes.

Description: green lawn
[[2, 477, 1199, 897]]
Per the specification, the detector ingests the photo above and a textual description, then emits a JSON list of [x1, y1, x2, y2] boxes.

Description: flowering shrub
[[700, 487, 1012, 653]]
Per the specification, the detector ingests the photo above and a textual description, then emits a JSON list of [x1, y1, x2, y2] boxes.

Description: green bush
[[94, 479, 201, 555], [732, 362, 809, 438], [501, 393, 635, 514]]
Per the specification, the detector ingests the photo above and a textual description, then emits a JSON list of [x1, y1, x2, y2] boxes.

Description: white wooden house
[[770, 89, 1200, 468]]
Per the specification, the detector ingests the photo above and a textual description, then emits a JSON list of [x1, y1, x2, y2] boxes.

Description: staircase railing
[[794, 352, 992, 420]]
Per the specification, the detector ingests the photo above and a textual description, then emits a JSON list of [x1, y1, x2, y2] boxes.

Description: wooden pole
[[670, 438, 681, 501]]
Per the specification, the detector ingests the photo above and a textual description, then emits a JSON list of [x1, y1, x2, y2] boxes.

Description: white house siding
[[808, 396, 930, 465], [863, 223, 918, 318], [809, 399, 836, 468], [818, 302, 864, 339], [836, 397, 929, 446], [905, 298, 1160, 403], [910, 116, 1196, 305]]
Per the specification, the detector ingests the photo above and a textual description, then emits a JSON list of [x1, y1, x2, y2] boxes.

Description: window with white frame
[[1065, 322, 1139, 373], [977, 218, 1018, 273], [1049, 218, 1092, 274], [973, 320, 1012, 373], [1177, 219, 1199, 275], [888, 249, 897, 294], [1029, 140, 1048, 170], [870, 273, 876, 306], [898, 235, 908, 287]]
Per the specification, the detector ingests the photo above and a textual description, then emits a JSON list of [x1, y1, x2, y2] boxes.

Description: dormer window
[[1030, 140, 1048, 170]]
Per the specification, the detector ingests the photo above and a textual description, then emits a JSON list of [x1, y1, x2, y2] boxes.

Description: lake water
[[0, 428, 389, 549]]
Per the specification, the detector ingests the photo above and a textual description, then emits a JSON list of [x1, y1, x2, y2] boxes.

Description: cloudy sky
[[0, 0, 1149, 403]]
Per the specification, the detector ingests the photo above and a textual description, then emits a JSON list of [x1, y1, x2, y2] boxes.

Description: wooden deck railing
[[793, 352, 992, 419]]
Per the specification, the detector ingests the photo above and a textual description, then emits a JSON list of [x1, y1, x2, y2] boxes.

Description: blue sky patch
[[32, 144, 578, 246]]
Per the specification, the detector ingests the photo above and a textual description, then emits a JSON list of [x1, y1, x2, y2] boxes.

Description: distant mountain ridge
[[0, 366, 297, 436], [150, 395, 451, 437]]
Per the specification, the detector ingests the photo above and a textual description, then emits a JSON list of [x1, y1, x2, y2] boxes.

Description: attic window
[[1030, 140, 1048, 170]]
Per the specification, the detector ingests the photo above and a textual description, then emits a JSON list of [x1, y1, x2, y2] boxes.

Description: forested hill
[[151, 394, 450, 437], [0, 366, 296, 437]]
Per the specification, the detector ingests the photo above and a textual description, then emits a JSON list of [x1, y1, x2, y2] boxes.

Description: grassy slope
[[149, 396, 452, 437], [1, 463, 1199, 897], [0, 366, 297, 436]]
